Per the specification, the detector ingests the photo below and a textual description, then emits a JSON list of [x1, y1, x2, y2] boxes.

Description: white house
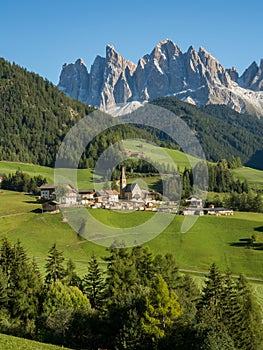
[[40, 183, 78, 205], [186, 196, 203, 208]]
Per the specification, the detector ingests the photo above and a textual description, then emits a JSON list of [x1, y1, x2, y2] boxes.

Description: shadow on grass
[[23, 200, 40, 204], [230, 238, 263, 250], [30, 208, 43, 214], [254, 226, 263, 232]]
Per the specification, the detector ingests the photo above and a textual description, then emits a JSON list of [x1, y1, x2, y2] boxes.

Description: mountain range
[[58, 39, 263, 117]]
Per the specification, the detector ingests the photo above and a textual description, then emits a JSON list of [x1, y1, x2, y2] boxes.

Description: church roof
[[123, 183, 140, 193]]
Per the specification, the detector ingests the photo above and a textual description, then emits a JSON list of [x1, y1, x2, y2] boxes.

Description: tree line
[[0, 170, 46, 194], [0, 239, 262, 349]]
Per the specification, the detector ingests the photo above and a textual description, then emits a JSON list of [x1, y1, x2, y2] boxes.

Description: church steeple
[[120, 166, 126, 199]]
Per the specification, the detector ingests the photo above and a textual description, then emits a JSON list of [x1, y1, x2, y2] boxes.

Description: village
[[40, 167, 233, 217]]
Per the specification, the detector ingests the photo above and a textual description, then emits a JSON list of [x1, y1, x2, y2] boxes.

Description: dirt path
[[179, 268, 263, 283], [0, 212, 28, 219]]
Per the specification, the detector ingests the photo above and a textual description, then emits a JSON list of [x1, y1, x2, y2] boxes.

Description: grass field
[[233, 167, 263, 191], [0, 161, 98, 190], [0, 190, 262, 279], [122, 139, 201, 169], [0, 333, 71, 350], [0, 189, 262, 313], [1, 150, 263, 192]]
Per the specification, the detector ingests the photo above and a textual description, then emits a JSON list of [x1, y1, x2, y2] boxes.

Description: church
[[119, 167, 146, 201]]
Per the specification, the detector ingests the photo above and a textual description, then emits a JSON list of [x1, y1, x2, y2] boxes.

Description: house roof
[[123, 183, 140, 193], [40, 184, 56, 189], [39, 183, 76, 191], [186, 196, 202, 202], [78, 189, 95, 194], [95, 190, 119, 197]]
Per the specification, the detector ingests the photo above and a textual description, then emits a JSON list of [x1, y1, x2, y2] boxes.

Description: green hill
[[1, 190, 262, 280], [0, 333, 71, 350]]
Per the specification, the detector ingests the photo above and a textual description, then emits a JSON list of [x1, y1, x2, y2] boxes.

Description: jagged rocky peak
[[240, 60, 263, 91], [57, 40, 263, 116], [152, 39, 182, 60], [226, 67, 239, 82], [58, 58, 89, 103], [106, 44, 136, 73]]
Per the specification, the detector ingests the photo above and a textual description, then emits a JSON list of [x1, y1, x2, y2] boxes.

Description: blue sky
[[1, 0, 262, 84]]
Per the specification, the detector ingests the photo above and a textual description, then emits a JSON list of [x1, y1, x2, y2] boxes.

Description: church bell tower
[[120, 166, 126, 199]]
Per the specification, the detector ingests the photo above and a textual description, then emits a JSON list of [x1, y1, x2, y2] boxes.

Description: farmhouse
[[40, 184, 56, 200], [186, 196, 203, 208], [40, 183, 78, 205]]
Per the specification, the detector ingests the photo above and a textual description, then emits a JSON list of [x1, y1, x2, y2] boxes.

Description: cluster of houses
[[39, 167, 160, 212], [40, 167, 233, 216], [182, 197, 234, 216]]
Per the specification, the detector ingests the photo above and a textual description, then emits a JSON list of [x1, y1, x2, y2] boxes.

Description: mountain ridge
[[58, 39, 263, 117]]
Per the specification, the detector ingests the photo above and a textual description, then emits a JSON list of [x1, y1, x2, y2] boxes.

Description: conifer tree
[[132, 246, 155, 286], [64, 259, 81, 288], [141, 274, 181, 348], [197, 263, 224, 320], [236, 274, 263, 349], [83, 254, 105, 309], [45, 244, 65, 284]]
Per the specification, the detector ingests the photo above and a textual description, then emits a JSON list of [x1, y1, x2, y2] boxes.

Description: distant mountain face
[[58, 39, 263, 117]]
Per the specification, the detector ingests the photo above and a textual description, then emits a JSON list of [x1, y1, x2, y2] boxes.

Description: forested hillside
[[0, 58, 167, 168], [151, 97, 263, 169], [0, 58, 95, 165]]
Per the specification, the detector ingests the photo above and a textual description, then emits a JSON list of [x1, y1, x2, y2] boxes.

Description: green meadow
[[0, 161, 97, 189], [233, 166, 263, 191], [0, 190, 262, 280], [0, 333, 71, 350]]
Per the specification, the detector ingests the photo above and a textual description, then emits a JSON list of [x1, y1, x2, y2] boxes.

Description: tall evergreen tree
[[64, 259, 81, 288], [141, 274, 182, 349], [83, 254, 105, 309], [236, 274, 263, 349], [197, 263, 224, 320], [45, 244, 65, 284]]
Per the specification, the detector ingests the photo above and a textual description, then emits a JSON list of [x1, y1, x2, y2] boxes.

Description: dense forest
[[0, 239, 262, 350], [151, 97, 263, 169]]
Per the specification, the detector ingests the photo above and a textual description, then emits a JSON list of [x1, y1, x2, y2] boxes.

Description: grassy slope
[[233, 167, 263, 191], [1, 143, 263, 191], [0, 161, 97, 190], [1, 190, 262, 280], [0, 333, 71, 350]]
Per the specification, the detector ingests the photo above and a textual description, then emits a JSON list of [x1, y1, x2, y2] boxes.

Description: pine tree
[[0, 237, 14, 279], [132, 246, 155, 286], [104, 247, 138, 303], [64, 259, 81, 288], [197, 263, 224, 320], [236, 274, 263, 349], [7, 241, 43, 336], [141, 274, 182, 348], [45, 244, 65, 284], [83, 254, 105, 309], [153, 253, 180, 290]]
